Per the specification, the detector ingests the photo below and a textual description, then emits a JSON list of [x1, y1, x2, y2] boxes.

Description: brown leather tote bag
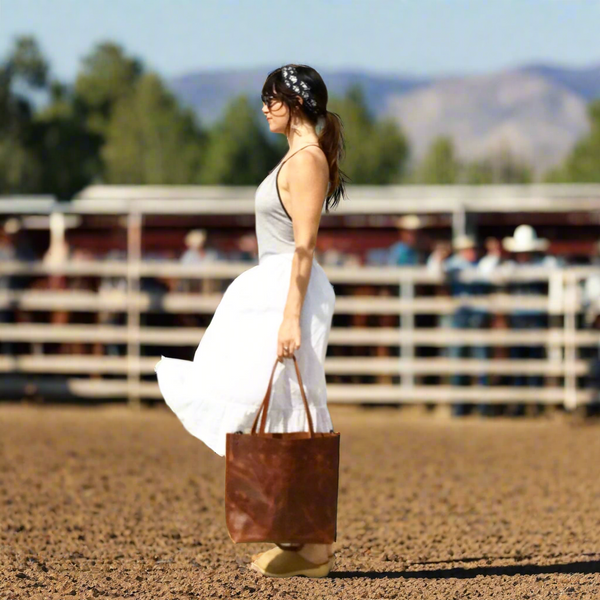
[[225, 355, 340, 545]]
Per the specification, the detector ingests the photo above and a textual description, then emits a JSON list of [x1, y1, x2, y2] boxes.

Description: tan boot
[[249, 546, 334, 578], [252, 543, 334, 564]]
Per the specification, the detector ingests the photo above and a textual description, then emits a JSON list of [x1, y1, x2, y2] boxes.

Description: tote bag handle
[[250, 355, 315, 437]]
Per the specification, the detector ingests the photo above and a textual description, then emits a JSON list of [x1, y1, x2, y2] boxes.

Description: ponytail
[[318, 109, 350, 213], [261, 64, 350, 211]]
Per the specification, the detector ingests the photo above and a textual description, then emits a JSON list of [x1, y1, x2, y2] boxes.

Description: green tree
[[199, 95, 279, 185], [412, 136, 459, 184], [101, 73, 206, 184], [409, 137, 532, 185], [545, 100, 600, 182], [34, 81, 103, 198], [0, 36, 48, 193], [75, 42, 143, 136], [329, 84, 409, 184], [464, 147, 532, 184]]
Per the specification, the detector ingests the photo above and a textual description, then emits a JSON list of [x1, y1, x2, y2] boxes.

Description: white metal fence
[[1, 258, 598, 409], [1, 185, 599, 409]]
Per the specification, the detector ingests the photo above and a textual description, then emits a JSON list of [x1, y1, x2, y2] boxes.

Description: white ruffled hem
[[155, 356, 333, 457]]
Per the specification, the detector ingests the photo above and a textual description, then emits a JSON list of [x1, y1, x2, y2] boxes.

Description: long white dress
[[154, 144, 336, 457]]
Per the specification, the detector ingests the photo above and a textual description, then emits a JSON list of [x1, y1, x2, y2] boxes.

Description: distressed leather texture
[[225, 355, 340, 544]]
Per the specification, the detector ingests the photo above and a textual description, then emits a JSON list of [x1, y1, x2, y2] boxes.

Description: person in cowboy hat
[[386, 214, 426, 267], [502, 224, 551, 258], [582, 241, 600, 404], [378, 215, 427, 386], [502, 224, 559, 414], [178, 229, 221, 294], [443, 234, 492, 416]]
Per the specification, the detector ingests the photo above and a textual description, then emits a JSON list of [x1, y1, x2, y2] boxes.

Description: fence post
[[127, 210, 142, 409], [400, 273, 415, 389], [548, 270, 564, 395], [563, 271, 578, 411]]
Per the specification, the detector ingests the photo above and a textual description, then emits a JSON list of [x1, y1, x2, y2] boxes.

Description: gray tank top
[[255, 144, 323, 261]]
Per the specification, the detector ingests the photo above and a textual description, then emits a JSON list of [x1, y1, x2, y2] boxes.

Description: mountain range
[[169, 62, 600, 173]]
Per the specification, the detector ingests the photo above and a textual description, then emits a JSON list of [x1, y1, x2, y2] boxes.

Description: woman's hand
[[277, 316, 301, 361]]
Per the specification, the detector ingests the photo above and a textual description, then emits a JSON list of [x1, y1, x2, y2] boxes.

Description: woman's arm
[[277, 149, 329, 360]]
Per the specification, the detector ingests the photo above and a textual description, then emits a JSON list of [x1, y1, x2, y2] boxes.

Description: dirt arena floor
[[1, 403, 600, 599]]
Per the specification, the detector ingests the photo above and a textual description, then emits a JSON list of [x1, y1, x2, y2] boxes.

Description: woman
[[155, 64, 348, 578]]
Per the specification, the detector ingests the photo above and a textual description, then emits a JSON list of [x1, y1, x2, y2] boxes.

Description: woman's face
[[261, 88, 290, 134]]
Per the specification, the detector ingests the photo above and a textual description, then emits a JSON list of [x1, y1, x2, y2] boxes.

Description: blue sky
[[1, 0, 599, 81]]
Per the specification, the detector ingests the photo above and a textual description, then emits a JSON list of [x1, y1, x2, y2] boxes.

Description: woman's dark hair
[[261, 64, 349, 213]]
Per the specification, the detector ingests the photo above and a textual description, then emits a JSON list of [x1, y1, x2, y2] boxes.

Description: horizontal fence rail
[[1, 323, 599, 345], [0, 355, 590, 376], [0, 290, 561, 313], [0, 258, 599, 409]]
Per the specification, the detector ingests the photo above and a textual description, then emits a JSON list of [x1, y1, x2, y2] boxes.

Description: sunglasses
[[261, 93, 280, 109]]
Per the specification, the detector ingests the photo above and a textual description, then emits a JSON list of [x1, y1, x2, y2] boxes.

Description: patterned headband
[[281, 66, 319, 113]]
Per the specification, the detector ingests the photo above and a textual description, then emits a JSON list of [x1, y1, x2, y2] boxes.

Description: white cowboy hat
[[453, 235, 476, 251], [394, 215, 426, 230], [502, 225, 549, 253], [185, 229, 207, 249]]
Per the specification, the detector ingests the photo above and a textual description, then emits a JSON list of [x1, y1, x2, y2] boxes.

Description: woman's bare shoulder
[[284, 145, 328, 179]]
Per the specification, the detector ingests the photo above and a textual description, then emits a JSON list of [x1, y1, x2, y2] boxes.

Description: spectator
[[427, 241, 453, 383], [478, 237, 502, 276], [502, 224, 556, 415], [316, 237, 359, 267], [445, 235, 490, 416], [426, 240, 452, 275], [386, 215, 424, 267], [97, 249, 127, 359], [383, 215, 426, 385], [0, 222, 16, 355], [474, 239, 504, 415], [364, 248, 387, 266], [582, 241, 600, 399], [223, 233, 259, 294], [178, 229, 221, 294], [233, 233, 259, 264]]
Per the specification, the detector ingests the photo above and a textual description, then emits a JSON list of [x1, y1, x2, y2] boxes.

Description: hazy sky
[[1, 0, 599, 81]]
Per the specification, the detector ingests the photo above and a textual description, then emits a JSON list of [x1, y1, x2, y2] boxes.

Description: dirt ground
[[1, 403, 600, 599]]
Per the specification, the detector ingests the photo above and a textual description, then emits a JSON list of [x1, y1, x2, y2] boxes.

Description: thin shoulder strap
[[278, 143, 321, 170], [267, 143, 321, 176]]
